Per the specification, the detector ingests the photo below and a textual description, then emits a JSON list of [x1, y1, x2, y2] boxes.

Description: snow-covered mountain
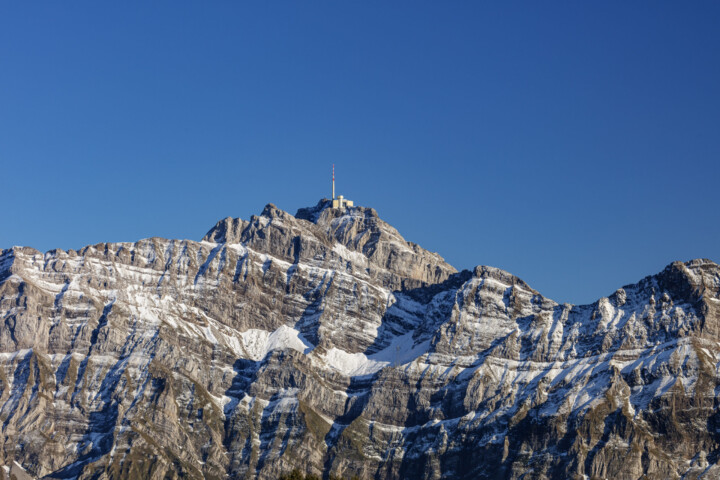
[[0, 199, 719, 479]]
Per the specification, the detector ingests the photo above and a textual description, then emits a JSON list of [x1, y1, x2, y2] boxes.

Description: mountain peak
[[294, 198, 333, 222], [203, 200, 455, 289], [260, 202, 289, 219]]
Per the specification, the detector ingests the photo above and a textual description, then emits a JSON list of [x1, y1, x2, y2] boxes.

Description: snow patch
[[332, 243, 369, 266], [320, 332, 430, 376], [239, 325, 313, 361]]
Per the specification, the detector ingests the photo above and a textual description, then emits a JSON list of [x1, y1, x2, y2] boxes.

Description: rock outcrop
[[0, 200, 718, 479]]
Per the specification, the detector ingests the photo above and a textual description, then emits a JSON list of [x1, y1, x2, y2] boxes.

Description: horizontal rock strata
[[0, 199, 718, 479]]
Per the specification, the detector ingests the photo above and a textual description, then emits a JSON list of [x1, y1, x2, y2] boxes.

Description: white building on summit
[[331, 164, 353, 209]]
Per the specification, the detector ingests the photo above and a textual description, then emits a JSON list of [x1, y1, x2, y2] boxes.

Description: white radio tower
[[330, 165, 354, 209]]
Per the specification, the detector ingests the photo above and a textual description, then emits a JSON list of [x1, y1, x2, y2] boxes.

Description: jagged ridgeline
[[0, 199, 719, 479]]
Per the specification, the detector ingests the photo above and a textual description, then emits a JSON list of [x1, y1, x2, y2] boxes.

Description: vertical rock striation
[[0, 200, 718, 479]]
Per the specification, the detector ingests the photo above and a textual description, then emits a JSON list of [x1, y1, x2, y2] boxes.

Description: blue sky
[[1, 2, 719, 304]]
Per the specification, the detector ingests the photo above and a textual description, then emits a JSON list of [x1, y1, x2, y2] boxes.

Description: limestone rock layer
[[0, 200, 719, 479]]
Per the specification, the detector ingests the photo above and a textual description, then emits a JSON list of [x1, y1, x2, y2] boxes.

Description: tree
[[278, 470, 304, 480]]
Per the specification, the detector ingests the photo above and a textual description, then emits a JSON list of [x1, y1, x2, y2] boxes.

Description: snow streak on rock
[[0, 201, 719, 479]]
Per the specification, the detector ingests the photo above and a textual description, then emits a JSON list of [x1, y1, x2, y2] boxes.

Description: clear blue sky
[[2, 2, 719, 305]]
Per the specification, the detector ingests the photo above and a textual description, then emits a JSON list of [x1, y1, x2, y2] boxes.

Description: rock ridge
[[0, 201, 718, 479]]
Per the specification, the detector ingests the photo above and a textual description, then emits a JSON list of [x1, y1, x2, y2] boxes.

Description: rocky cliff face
[[0, 199, 719, 479]]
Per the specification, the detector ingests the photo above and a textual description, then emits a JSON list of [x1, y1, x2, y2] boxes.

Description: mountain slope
[[0, 200, 718, 479]]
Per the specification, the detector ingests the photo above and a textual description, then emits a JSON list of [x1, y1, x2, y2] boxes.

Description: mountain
[[0, 199, 719, 479]]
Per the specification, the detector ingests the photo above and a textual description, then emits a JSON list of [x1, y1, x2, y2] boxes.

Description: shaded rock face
[[0, 201, 719, 480], [206, 200, 457, 291]]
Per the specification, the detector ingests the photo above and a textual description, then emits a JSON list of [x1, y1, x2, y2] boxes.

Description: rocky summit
[[0, 199, 719, 479]]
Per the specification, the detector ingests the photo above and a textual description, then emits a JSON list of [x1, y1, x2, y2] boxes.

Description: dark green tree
[[278, 470, 304, 480]]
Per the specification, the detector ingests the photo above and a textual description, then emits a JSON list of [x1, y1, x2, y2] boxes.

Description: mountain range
[[0, 199, 718, 479]]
